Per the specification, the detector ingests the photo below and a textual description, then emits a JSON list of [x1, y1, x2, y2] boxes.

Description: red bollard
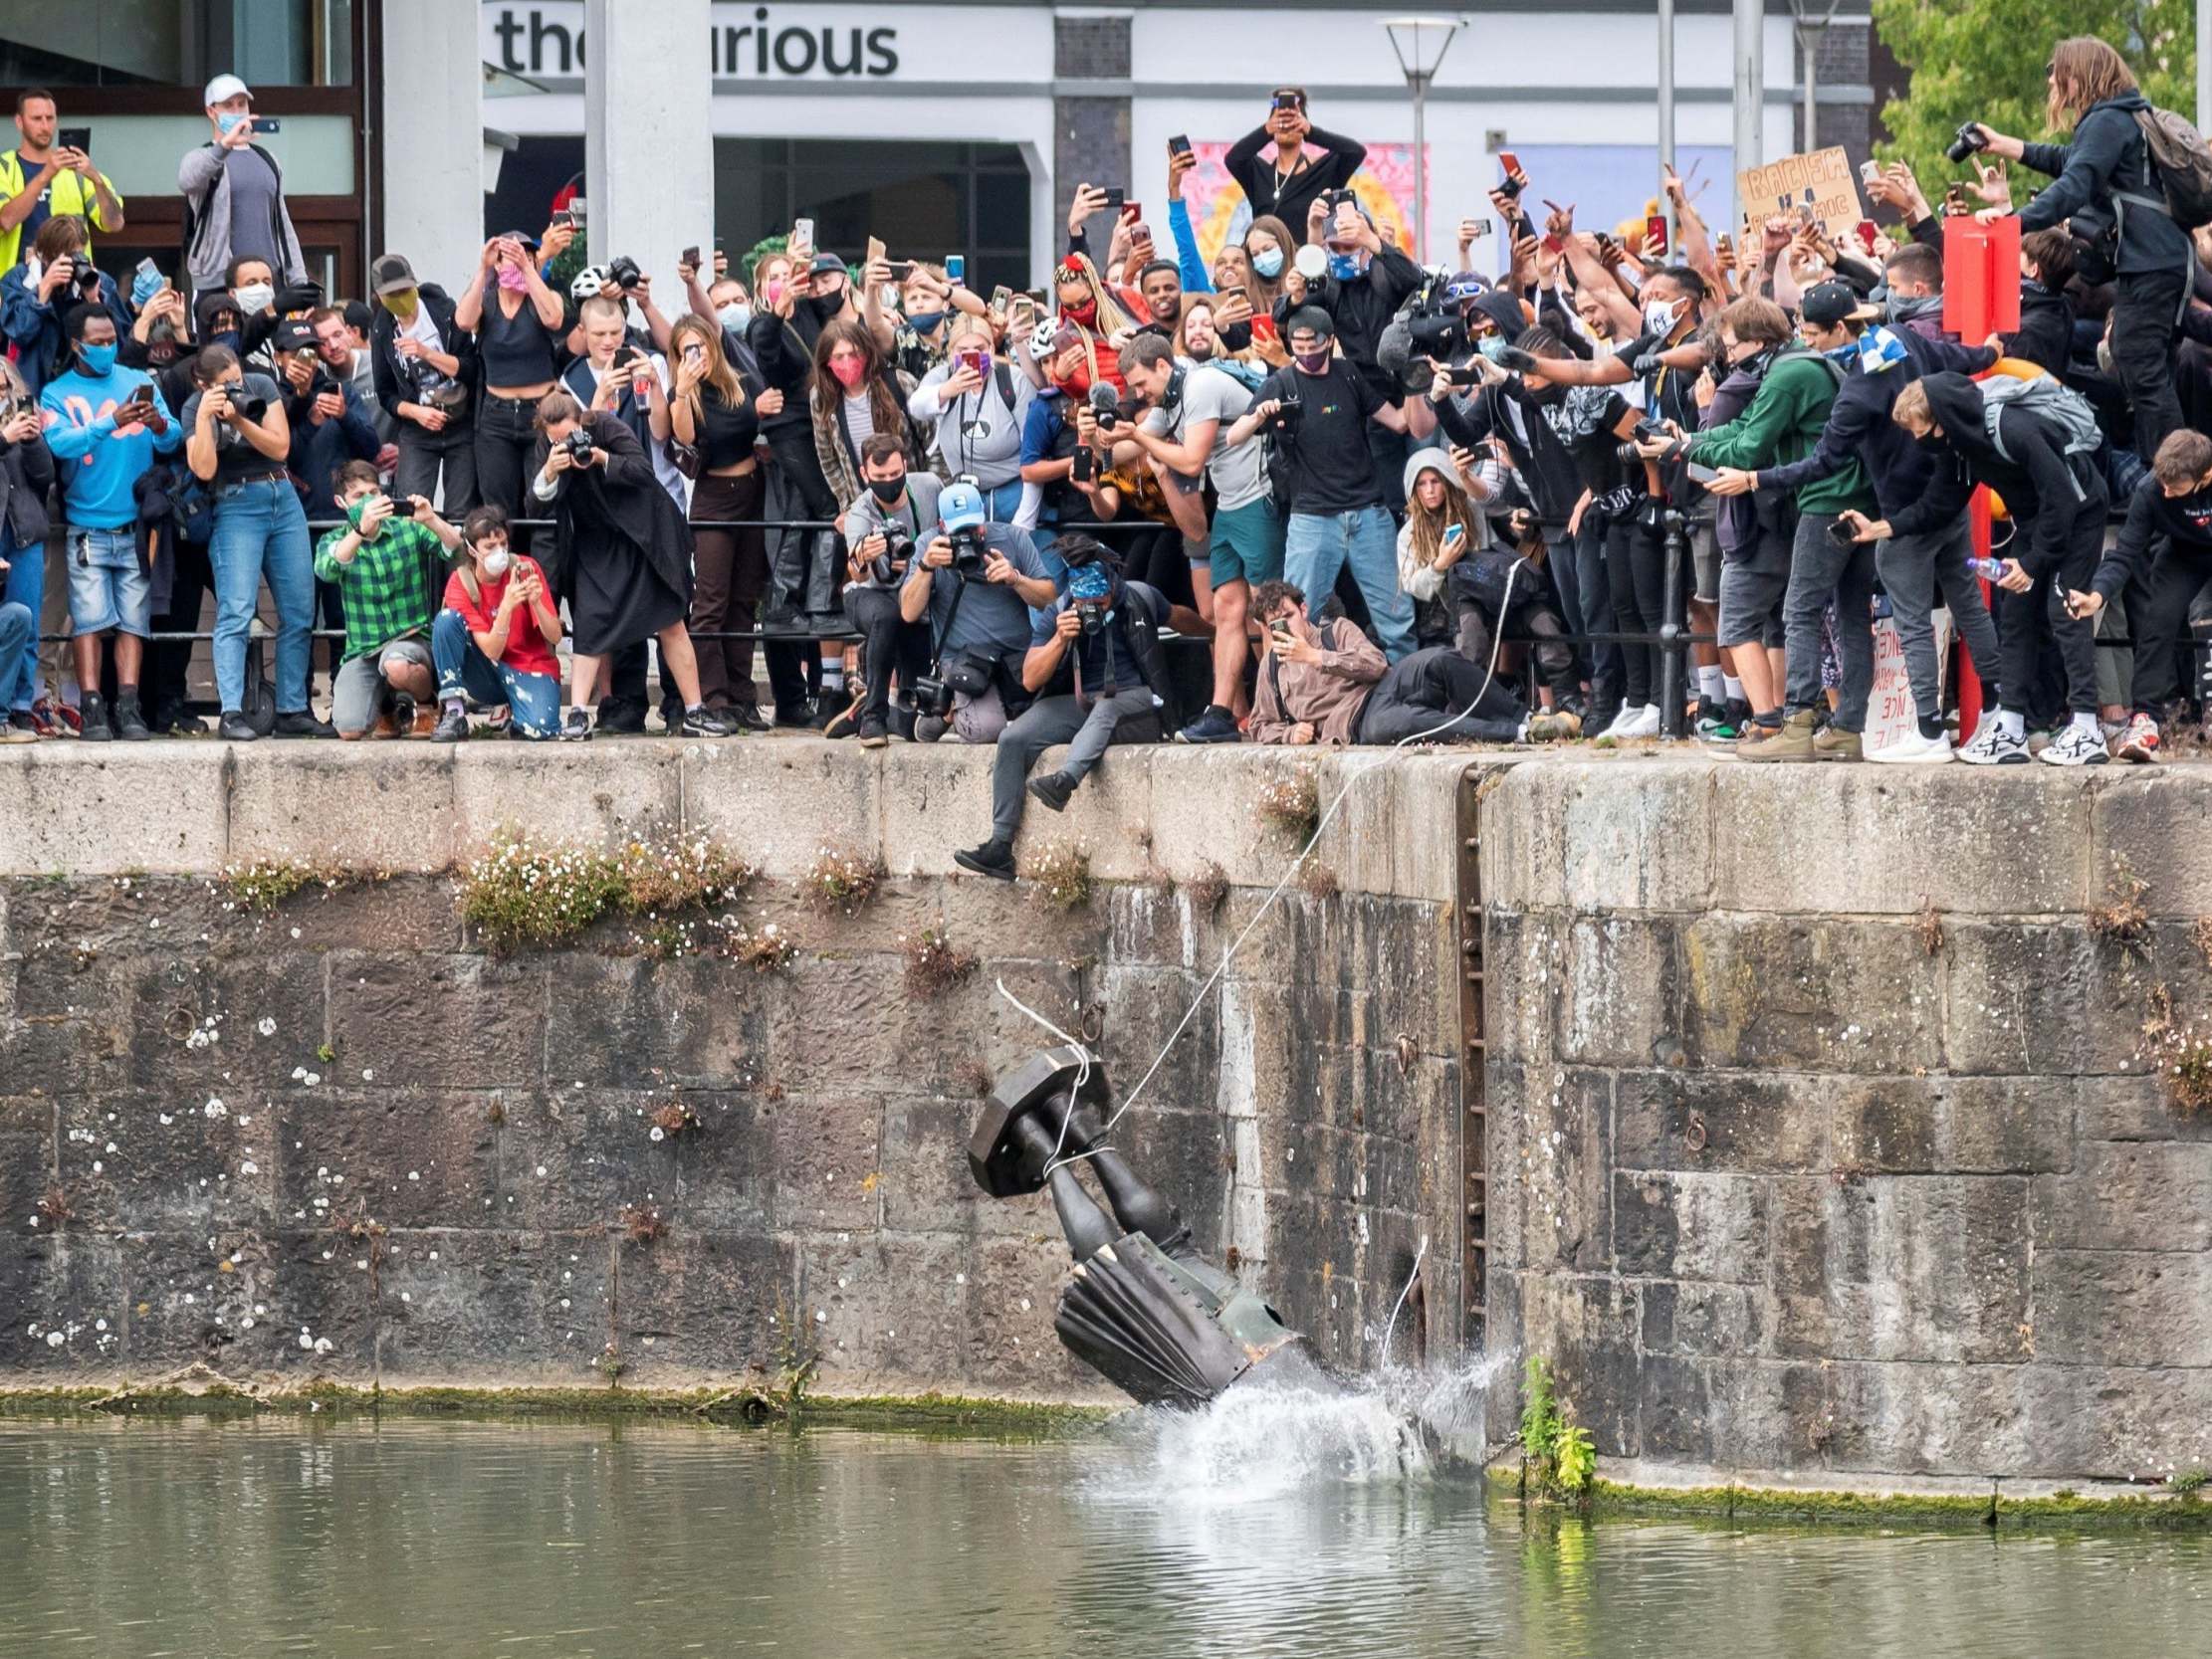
[[1942, 215, 2022, 741]]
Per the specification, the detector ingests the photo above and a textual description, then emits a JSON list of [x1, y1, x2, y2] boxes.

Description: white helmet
[[1030, 311, 1063, 359], [569, 265, 608, 301]]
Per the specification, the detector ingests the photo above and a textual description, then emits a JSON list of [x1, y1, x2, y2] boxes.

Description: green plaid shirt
[[313, 518, 451, 662]]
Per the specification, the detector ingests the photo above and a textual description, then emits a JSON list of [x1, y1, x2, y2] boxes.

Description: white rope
[[990, 976, 1093, 1172], [1376, 1235, 1431, 1368], [995, 556, 1529, 1180]]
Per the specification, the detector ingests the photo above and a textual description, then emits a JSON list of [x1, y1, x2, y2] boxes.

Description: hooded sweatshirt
[[2019, 92, 2193, 279], [2090, 474, 2212, 603], [1886, 372, 2108, 570], [1397, 449, 1489, 630], [1684, 350, 1874, 518]]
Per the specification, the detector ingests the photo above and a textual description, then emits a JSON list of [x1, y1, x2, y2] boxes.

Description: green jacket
[[1688, 353, 1875, 518]]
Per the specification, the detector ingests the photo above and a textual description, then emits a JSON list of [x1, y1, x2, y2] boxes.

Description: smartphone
[[251, 117, 281, 134], [1169, 134, 1193, 158], [1070, 446, 1095, 483], [1860, 159, 1883, 186], [1686, 462, 1721, 486], [1498, 151, 1524, 197], [1128, 222, 1151, 245], [1855, 219, 1879, 253], [1271, 92, 1300, 111], [792, 217, 814, 246], [958, 348, 989, 377], [1268, 618, 1294, 641], [682, 245, 701, 269], [989, 285, 1012, 313], [569, 196, 588, 227], [945, 254, 966, 282], [683, 342, 705, 367], [133, 255, 161, 285], [1441, 522, 1466, 548], [1645, 213, 1669, 256], [550, 210, 573, 230], [1099, 188, 1125, 215], [865, 234, 886, 270], [1218, 284, 1246, 303], [57, 126, 90, 154], [1541, 233, 1563, 255], [1123, 202, 1144, 226], [1464, 217, 1495, 239]]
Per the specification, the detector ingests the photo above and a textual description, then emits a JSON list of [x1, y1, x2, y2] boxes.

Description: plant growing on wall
[[1520, 1355, 1597, 1501]]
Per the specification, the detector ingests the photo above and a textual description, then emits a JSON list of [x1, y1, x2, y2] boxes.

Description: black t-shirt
[[1257, 359, 1385, 515]]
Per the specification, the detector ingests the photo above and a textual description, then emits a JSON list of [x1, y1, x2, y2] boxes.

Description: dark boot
[[79, 693, 113, 742], [111, 689, 150, 741]]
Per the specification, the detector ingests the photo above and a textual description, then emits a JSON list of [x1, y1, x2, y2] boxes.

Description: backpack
[[1979, 375, 2103, 460], [2130, 106, 2212, 230], [1772, 347, 1847, 390]]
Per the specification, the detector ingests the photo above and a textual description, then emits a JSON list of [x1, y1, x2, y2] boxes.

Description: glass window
[[0, 0, 355, 89]]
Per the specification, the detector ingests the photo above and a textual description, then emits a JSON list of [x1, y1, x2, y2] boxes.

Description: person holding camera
[[181, 343, 332, 740], [562, 294, 684, 508], [456, 231, 567, 520], [313, 461, 463, 738], [370, 253, 479, 516], [1962, 38, 2193, 463], [898, 478, 1057, 746], [0, 89, 125, 276], [529, 390, 736, 739], [40, 308, 182, 741], [1224, 89, 1368, 236], [180, 75, 306, 297], [0, 215, 130, 399], [1228, 308, 1416, 664], [953, 537, 1173, 881], [0, 359, 56, 740], [275, 317, 378, 509], [430, 505, 564, 742], [909, 317, 1034, 522], [842, 435, 941, 746]]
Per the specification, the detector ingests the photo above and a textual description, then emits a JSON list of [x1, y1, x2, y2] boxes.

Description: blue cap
[[940, 481, 986, 532]]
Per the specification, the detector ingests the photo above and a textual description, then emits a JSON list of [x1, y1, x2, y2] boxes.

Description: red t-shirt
[[445, 556, 560, 681]]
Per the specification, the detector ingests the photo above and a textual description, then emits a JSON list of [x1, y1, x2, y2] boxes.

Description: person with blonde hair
[[669, 311, 774, 724], [1964, 37, 2191, 461]]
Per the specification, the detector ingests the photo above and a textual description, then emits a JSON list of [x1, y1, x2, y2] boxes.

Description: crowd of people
[[4, 42, 2212, 863]]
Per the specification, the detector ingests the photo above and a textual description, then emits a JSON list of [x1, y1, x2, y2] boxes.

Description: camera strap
[[926, 569, 969, 677]]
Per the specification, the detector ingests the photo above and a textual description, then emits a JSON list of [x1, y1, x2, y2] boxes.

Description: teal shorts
[[1206, 498, 1286, 590]]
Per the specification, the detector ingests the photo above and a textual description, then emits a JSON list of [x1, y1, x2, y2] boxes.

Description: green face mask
[[344, 495, 380, 534]]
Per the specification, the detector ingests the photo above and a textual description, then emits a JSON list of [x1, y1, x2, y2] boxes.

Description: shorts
[[64, 526, 152, 638], [1717, 559, 1788, 650], [1207, 498, 1286, 590], [332, 637, 434, 734], [1689, 519, 1721, 605]]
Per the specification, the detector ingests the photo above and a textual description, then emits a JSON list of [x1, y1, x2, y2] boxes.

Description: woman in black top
[[1222, 90, 1368, 236], [669, 314, 775, 723], [455, 233, 566, 522]]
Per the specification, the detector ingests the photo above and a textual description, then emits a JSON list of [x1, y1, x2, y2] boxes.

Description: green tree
[[1871, 0, 2195, 197]]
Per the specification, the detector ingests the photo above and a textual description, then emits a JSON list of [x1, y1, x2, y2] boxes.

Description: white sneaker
[[2037, 723, 2111, 766], [1868, 728, 1955, 764], [1958, 721, 2029, 765], [1609, 703, 1661, 738]]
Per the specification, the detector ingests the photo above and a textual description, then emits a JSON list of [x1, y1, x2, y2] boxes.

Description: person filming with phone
[[313, 461, 463, 738], [0, 89, 125, 276], [1224, 89, 1368, 235], [179, 75, 306, 297]]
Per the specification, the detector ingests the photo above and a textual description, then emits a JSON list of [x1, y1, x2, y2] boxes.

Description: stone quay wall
[[0, 743, 1469, 1403], [1481, 756, 2212, 1491]]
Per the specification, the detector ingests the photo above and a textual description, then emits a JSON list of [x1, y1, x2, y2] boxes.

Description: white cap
[[203, 74, 253, 106]]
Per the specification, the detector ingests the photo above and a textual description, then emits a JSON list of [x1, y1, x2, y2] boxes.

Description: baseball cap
[[1284, 306, 1336, 341], [940, 480, 986, 533], [203, 74, 253, 106], [811, 252, 849, 278], [1801, 281, 1878, 327], [273, 318, 317, 353], [369, 254, 418, 296]]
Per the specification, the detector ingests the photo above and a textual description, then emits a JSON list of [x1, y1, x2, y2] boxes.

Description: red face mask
[[1061, 298, 1097, 327], [829, 354, 868, 390]]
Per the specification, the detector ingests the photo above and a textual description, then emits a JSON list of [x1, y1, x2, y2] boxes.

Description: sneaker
[[1812, 724, 1863, 762], [2114, 713, 2159, 763], [889, 703, 918, 742], [1027, 771, 1075, 813], [1957, 720, 2029, 766], [560, 708, 594, 742], [1868, 728, 1955, 764], [34, 697, 79, 737], [430, 707, 471, 743], [2100, 716, 2127, 748], [0, 720, 35, 744], [1523, 711, 1583, 743], [1737, 710, 1817, 763], [218, 710, 260, 742], [821, 695, 864, 740], [79, 692, 113, 742], [857, 715, 889, 748], [388, 694, 417, 739], [757, 605, 806, 635], [110, 690, 150, 741], [678, 706, 739, 737], [273, 711, 337, 738], [1176, 707, 1243, 744], [1694, 714, 1740, 743], [8, 711, 35, 735], [1582, 704, 1619, 741], [595, 698, 648, 736], [953, 838, 1016, 881], [1608, 703, 1661, 739], [774, 701, 818, 729], [726, 703, 771, 733], [2038, 723, 2111, 766], [915, 713, 949, 744]]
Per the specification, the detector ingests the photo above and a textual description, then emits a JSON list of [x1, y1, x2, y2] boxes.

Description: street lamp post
[[1382, 15, 1464, 263]]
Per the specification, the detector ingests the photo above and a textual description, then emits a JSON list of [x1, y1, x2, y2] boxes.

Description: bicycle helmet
[[569, 265, 608, 302]]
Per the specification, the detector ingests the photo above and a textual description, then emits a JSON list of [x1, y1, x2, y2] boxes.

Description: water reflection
[[0, 1415, 2203, 1658]]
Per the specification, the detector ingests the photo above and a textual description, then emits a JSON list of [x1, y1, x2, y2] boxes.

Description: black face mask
[[1733, 344, 1779, 379], [808, 290, 846, 321], [868, 475, 905, 504]]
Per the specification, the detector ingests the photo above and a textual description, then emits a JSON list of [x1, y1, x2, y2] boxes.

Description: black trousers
[[2000, 501, 2107, 716], [474, 393, 542, 542], [394, 420, 478, 517], [2112, 268, 2188, 464], [144, 535, 213, 727], [2125, 540, 2212, 720], [843, 583, 930, 722], [1574, 518, 1629, 712], [762, 420, 839, 615], [1354, 646, 1524, 744]]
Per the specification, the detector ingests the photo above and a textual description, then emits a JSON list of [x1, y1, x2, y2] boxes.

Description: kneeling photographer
[[897, 477, 1058, 744], [954, 537, 1176, 881], [843, 435, 942, 745]]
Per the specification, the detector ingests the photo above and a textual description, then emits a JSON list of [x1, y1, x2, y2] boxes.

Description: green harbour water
[[1, 1408, 2206, 1659]]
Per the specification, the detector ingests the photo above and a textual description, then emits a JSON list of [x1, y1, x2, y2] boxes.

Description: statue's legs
[[1060, 1098, 1197, 1261], [1010, 1112, 1117, 1262]]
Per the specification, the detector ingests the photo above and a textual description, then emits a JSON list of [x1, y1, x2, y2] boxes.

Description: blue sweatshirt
[[40, 365, 181, 529]]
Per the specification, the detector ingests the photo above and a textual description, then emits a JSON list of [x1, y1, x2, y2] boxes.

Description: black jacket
[[1222, 124, 1368, 233], [2092, 475, 2212, 601], [1759, 333, 2000, 518], [0, 422, 54, 547], [2020, 93, 2193, 280], [748, 298, 844, 436], [2000, 282, 2076, 377], [1437, 380, 1585, 523], [530, 413, 695, 610], [370, 285, 479, 425], [1887, 373, 2107, 569], [1271, 245, 1423, 377]]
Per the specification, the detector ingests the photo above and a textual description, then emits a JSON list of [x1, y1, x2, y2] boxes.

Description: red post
[[1941, 216, 2021, 741]]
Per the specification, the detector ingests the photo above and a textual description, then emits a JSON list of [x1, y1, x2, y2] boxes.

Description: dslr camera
[[559, 427, 596, 464], [604, 255, 644, 292], [1615, 419, 1666, 466], [911, 671, 954, 720], [1945, 121, 1991, 165], [869, 531, 914, 586], [948, 523, 989, 576]]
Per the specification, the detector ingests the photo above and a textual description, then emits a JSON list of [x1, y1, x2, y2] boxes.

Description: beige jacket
[[1249, 618, 1387, 745]]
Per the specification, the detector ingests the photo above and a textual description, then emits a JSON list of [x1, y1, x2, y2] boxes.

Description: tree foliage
[[1871, 0, 2196, 195]]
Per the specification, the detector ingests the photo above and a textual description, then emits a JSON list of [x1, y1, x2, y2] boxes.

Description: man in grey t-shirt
[[897, 479, 1060, 744], [178, 75, 306, 294], [1115, 333, 1286, 743]]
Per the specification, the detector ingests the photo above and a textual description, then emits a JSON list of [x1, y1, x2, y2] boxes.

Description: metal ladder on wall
[[1456, 767, 1487, 1351]]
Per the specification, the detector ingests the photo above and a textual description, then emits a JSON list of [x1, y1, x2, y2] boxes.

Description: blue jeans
[[979, 478, 1023, 523], [1283, 507, 1416, 662], [0, 526, 41, 711], [431, 608, 561, 736], [208, 477, 315, 716]]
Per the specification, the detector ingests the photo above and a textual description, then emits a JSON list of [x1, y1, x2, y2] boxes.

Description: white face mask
[[717, 301, 753, 333], [1643, 297, 1684, 337], [234, 282, 276, 315], [480, 547, 513, 578]]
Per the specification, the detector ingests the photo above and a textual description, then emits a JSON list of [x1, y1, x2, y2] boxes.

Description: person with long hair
[[1968, 37, 2192, 463], [809, 315, 922, 516], [668, 312, 773, 726], [428, 504, 562, 741], [1048, 253, 1137, 394], [1238, 215, 1297, 318], [528, 389, 736, 738], [453, 231, 566, 519], [908, 314, 1034, 521]]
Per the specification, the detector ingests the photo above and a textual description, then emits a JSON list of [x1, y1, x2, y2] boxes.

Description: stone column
[[584, 0, 713, 302], [1052, 11, 1131, 227], [379, 0, 484, 283]]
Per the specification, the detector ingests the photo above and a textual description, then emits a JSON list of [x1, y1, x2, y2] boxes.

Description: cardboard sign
[[1865, 607, 1954, 757], [1738, 147, 1866, 242]]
